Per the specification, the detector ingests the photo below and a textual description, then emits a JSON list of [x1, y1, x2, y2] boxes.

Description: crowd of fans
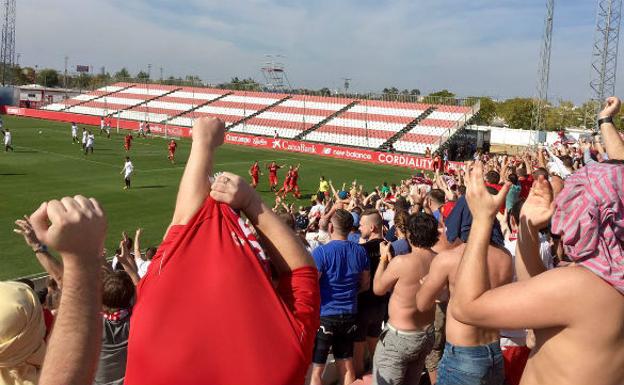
[[2, 97, 624, 385]]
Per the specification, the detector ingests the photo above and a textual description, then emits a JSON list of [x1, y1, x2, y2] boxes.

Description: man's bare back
[[386, 248, 437, 331], [418, 242, 513, 346]]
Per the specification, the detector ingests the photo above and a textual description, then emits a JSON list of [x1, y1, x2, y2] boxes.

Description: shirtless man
[[450, 98, 624, 385], [371, 212, 440, 385], [416, 193, 513, 385]]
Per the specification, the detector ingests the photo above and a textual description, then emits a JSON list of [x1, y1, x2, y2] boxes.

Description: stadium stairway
[[116, 87, 182, 115], [436, 109, 481, 154], [161, 92, 234, 123], [293, 101, 360, 140], [225, 95, 292, 131], [377, 106, 436, 151], [59, 84, 137, 112]]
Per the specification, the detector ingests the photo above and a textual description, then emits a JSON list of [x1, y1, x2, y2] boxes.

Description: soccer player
[[104, 116, 111, 139], [81, 128, 88, 151], [249, 160, 261, 188], [99, 117, 106, 136], [266, 161, 283, 192], [168, 139, 177, 164], [84, 130, 95, 155], [124, 133, 134, 152], [71, 122, 78, 144], [145, 122, 151, 136], [3, 128, 13, 152], [277, 166, 293, 197], [138, 121, 145, 138], [288, 163, 301, 198], [120, 156, 134, 190]]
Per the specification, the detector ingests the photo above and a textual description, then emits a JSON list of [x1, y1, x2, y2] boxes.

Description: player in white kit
[[84, 130, 95, 155], [121, 156, 134, 189], [138, 121, 146, 138], [71, 122, 78, 144], [81, 128, 88, 151], [4, 128, 13, 152]]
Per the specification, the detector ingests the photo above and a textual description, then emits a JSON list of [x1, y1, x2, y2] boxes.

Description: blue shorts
[[437, 341, 504, 385]]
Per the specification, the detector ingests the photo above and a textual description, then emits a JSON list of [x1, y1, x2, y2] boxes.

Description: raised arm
[[33, 196, 107, 385], [598, 96, 624, 160], [118, 239, 140, 286], [15, 213, 64, 285], [515, 175, 553, 281], [134, 228, 142, 261], [169, 117, 224, 228], [210, 172, 314, 274]]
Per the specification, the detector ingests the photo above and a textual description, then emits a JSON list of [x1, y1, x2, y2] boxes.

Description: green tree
[[423, 89, 456, 104], [114, 68, 131, 81], [75, 73, 93, 89], [36, 68, 60, 87], [318, 87, 331, 97], [496, 98, 534, 129], [467, 96, 496, 125], [410, 89, 421, 96], [136, 71, 150, 80]]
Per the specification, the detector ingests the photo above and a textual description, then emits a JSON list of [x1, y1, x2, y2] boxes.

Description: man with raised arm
[[451, 99, 624, 385], [371, 212, 440, 385], [124, 117, 320, 385], [416, 189, 513, 385]]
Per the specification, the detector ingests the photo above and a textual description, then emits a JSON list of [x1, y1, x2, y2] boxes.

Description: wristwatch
[[33, 243, 48, 253]]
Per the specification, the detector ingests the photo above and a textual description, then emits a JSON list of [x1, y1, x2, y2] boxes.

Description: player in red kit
[[249, 161, 262, 188], [288, 163, 301, 198], [266, 161, 284, 192], [168, 139, 177, 164], [124, 133, 134, 152], [277, 166, 294, 197]]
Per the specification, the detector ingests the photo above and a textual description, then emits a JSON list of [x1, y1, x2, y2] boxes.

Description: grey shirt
[[93, 316, 131, 385]]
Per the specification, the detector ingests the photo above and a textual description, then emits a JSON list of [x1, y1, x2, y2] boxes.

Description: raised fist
[[599, 96, 621, 119], [192, 117, 225, 149], [29, 196, 107, 268]]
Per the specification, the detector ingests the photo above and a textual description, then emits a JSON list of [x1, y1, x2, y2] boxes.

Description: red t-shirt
[[125, 135, 133, 145], [250, 164, 259, 176], [268, 165, 279, 176], [290, 170, 299, 184], [519, 175, 534, 200], [168, 142, 177, 152], [125, 198, 320, 385]]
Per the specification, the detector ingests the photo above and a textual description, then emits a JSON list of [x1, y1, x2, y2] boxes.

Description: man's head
[[320, 175, 325, 181], [329, 209, 354, 239], [533, 167, 549, 179], [406, 213, 439, 249], [428, 189, 446, 209], [359, 209, 383, 240], [485, 171, 501, 185], [145, 247, 157, 261], [125, 156, 130, 161], [508, 173, 519, 185], [102, 270, 135, 311], [271, 161, 276, 166]]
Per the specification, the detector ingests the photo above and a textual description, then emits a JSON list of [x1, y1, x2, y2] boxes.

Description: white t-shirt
[[71, 124, 77, 136], [308, 203, 325, 219], [382, 209, 395, 227], [86, 134, 95, 147], [100, 119, 105, 129], [139, 122, 144, 132], [81, 131, 88, 143], [135, 257, 151, 278], [4, 131, 11, 145], [123, 161, 134, 178]]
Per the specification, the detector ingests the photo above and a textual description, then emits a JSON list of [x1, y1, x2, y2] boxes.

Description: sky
[[15, 0, 621, 103]]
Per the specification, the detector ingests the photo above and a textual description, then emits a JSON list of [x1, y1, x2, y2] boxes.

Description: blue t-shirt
[[347, 231, 361, 243], [391, 238, 411, 256], [313, 240, 370, 317]]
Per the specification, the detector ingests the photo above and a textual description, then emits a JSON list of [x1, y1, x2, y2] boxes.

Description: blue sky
[[17, 0, 620, 103]]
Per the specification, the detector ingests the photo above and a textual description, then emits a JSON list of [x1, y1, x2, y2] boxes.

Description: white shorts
[[124, 172, 132, 179]]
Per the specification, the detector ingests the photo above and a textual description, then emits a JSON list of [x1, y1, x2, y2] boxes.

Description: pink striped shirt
[[552, 162, 624, 294]]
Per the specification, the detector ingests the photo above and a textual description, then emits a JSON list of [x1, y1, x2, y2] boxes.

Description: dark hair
[[507, 199, 524, 231], [407, 213, 440, 248], [102, 270, 135, 310], [331, 209, 354, 235], [559, 156, 573, 168], [15, 278, 35, 290], [352, 206, 363, 215], [37, 288, 48, 305], [145, 247, 158, 260], [485, 171, 501, 185], [508, 173, 519, 185], [533, 167, 549, 178], [486, 186, 500, 195], [394, 210, 410, 235], [394, 196, 410, 213], [428, 189, 446, 205], [458, 185, 467, 196]]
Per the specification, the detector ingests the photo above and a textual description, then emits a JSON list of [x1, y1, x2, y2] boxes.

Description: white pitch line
[[14, 145, 118, 168]]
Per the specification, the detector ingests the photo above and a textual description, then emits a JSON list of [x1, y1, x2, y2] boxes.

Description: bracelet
[[597, 116, 614, 127], [33, 244, 48, 253]]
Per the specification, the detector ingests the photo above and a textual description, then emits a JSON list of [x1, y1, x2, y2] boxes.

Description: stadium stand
[[36, 82, 478, 155]]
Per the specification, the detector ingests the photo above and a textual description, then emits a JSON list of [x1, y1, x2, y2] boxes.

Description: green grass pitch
[[0, 115, 414, 279]]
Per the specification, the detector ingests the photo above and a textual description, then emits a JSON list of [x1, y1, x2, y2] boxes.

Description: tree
[[75, 73, 93, 89], [318, 87, 331, 97], [114, 68, 131, 81], [410, 89, 421, 96], [468, 96, 496, 126], [496, 98, 534, 129], [36, 68, 60, 87], [185, 75, 202, 85], [423, 89, 456, 104], [136, 71, 150, 80], [218, 77, 262, 91]]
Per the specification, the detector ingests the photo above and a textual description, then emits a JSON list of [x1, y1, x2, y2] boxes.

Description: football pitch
[[0, 115, 414, 279]]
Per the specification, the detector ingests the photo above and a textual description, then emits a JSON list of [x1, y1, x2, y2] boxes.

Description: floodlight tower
[[531, 0, 555, 137], [0, 0, 16, 86], [342, 78, 352, 94], [261, 54, 292, 91], [589, 0, 622, 124]]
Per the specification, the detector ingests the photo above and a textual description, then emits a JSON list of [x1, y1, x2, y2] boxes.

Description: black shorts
[[354, 302, 386, 342], [312, 314, 357, 364]]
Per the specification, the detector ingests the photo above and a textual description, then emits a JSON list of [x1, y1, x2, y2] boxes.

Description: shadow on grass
[[0, 173, 26, 176]]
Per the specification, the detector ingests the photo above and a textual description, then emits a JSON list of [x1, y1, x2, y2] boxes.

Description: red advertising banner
[[5, 108, 463, 171]]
